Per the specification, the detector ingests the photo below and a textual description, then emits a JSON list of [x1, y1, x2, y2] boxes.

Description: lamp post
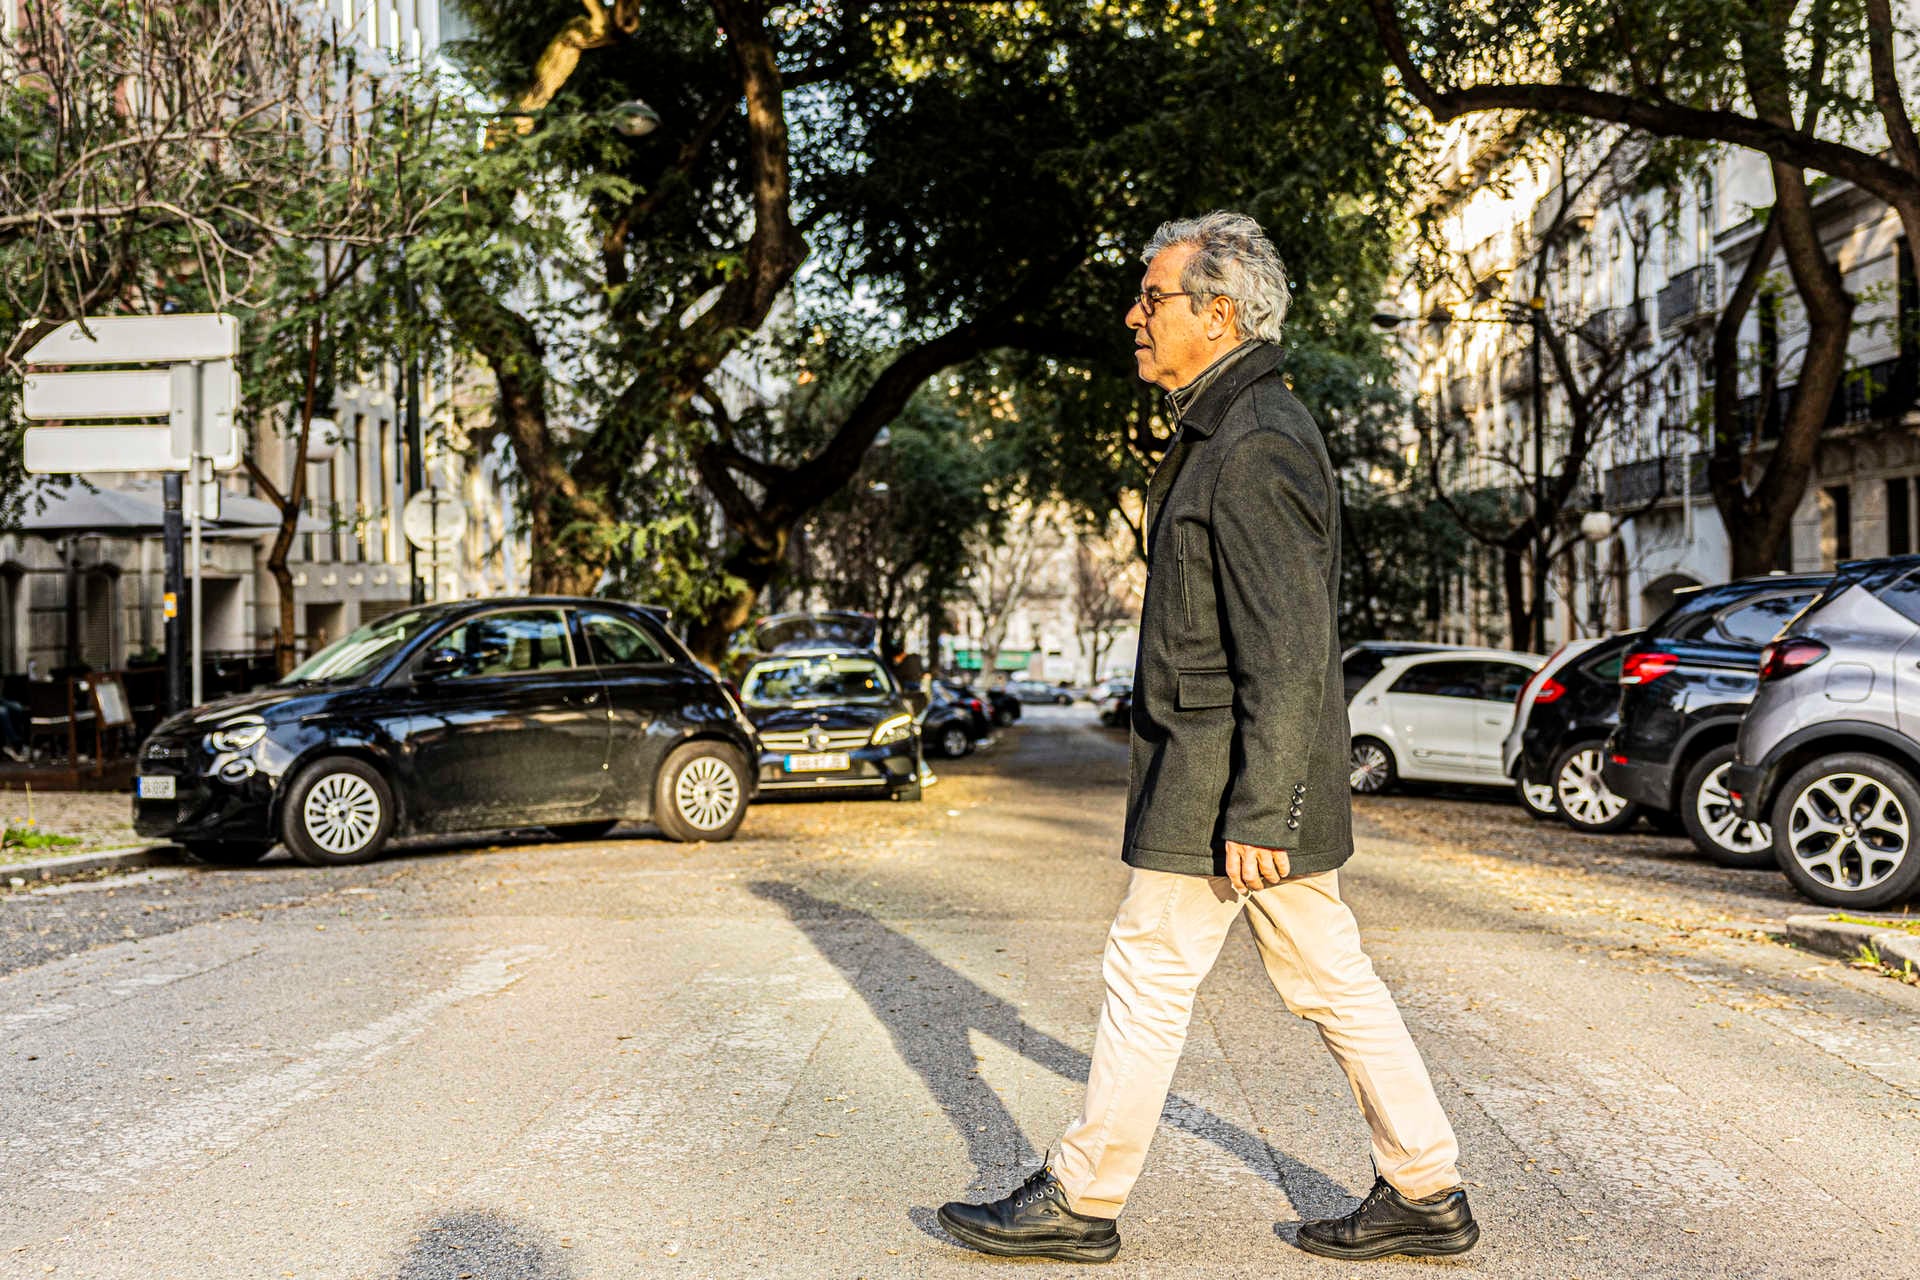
[[1375, 296, 1552, 649], [1580, 508, 1614, 636]]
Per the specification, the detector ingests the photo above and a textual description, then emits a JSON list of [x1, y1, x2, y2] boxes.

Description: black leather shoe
[[937, 1167, 1121, 1263], [1295, 1176, 1479, 1261]]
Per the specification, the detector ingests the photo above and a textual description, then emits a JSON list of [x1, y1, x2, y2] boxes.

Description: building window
[[1889, 477, 1913, 556]]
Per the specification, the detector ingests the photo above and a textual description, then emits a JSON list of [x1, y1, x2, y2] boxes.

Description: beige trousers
[[1054, 866, 1460, 1218]]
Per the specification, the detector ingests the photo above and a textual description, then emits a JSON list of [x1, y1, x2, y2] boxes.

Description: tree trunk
[[1717, 164, 1854, 578], [1502, 542, 1529, 651], [683, 526, 790, 669]]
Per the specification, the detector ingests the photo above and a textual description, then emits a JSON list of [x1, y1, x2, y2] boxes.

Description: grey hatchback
[[1729, 555, 1920, 908]]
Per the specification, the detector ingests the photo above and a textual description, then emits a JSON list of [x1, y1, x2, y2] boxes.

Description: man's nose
[[1125, 302, 1145, 330]]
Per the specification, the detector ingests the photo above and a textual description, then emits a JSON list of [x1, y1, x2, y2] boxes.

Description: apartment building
[[1393, 115, 1917, 648], [1, 1, 526, 679]]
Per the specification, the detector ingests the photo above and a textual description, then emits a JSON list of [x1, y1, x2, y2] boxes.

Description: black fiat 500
[[132, 597, 759, 866], [739, 646, 923, 800]]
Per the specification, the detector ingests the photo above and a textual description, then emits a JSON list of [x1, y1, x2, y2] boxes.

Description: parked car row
[[1347, 556, 1920, 909], [132, 605, 1037, 870]]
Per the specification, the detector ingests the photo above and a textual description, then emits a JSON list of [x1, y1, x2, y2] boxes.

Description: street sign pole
[[187, 360, 204, 706], [162, 475, 184, 715]]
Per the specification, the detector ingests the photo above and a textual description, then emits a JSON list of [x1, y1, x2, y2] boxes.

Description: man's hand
[[1224, 840, 1290, 893]]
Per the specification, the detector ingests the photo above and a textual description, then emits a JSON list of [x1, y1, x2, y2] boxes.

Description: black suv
[[1506, 633, 1641, 833], [133, 598, 759, 866], [1602, 572, 1830, 866]]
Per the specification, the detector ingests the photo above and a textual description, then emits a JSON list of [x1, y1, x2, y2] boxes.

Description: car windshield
[[281, 609, 433, 684], [741, 655, 894, 707]]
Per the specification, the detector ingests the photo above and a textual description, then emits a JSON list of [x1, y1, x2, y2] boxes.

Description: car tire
[[1055, 694, 1071, 705], [1349, 737, 1397, 795], [1771, 752, 1920, 909], [281, 757, 396, 867], [546, 819, 619, 842], [1680, 744, 1773, 868], [993, 707, 1018, 727], [935, 724, 972, 759], [182, 840, 273, 867], [1515, 777, 1559, 820], [653, 741, 748, 843], [1552, 742, 1641, 834]]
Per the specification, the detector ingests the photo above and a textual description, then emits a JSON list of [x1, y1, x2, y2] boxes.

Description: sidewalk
[[0, 789, 147, 870]]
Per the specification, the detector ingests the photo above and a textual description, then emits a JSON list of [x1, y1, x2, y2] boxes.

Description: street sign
[[169, 361, 236, 461], [23, 368, 172, 419], [23, 313, 237, 365], [403, 486, 467, 549], [21, 421, 239, 474]]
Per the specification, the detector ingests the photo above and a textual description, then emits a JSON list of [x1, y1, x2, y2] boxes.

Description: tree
[[1068, 532, 1139, 686], [963, 505, 1059, 686], [1405, 129, 1691, 648], [792, 376, 1007, 658], [1368, 0, 1911, 575], [425, 0, 1418, 664], [0, 1, 445, 663]]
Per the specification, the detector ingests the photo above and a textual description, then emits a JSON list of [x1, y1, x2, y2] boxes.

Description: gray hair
[[1142, 211, 1292, 343]]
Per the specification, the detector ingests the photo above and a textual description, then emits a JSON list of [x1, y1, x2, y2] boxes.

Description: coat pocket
[[1175, 668, 1234, 710], [1175, 524, 1193, 627]]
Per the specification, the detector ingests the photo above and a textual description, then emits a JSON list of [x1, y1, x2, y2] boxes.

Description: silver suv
[[1729, 556, 1920, 908]]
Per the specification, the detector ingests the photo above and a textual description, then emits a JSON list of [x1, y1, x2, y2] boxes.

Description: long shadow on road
[[750, 880, 1353, 1234]]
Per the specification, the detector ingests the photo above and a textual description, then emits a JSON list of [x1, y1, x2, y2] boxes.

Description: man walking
[[936, 213, 1478, 1264]]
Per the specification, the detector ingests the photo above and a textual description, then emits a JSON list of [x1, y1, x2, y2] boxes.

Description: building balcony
[[1603, 453, 1709, 510], [1733, 357, 1904, 441], [1575, 299, 1651, 353], [1657, 265, 1717, 329]]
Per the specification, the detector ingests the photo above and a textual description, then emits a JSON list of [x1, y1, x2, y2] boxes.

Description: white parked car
[[1347, 648, 1546, 793]]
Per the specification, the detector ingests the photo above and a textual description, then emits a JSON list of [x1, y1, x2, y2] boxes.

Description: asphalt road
[[2, 706, 1917, 1279]]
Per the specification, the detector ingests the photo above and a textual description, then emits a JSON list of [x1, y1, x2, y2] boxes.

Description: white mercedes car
[[1347, 648, 1545, 794]]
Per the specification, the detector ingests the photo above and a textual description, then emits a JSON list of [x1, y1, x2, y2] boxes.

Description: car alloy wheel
[[1784, 771, 1911, 897], [675, 755, 742, 832], [302, 770, 383, 856], [941, 726, 970, 758], [1348, 739, 1394, 794], [1694, 761, 1769, 858], [1553, 745, 1635, 832], [1516, 779, 1559, 820]]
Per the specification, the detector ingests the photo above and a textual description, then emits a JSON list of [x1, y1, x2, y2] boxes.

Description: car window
[[1702, 592, 1817, 647], [579, 610, 666, 666], [741, 654, 895, 706], [1583, 647, 1625, 681], [1480, 662, 1533, 702], [432, 609, 573, 679], [1388, 660, 1486, 699], [1873, 568, 1920, 625]]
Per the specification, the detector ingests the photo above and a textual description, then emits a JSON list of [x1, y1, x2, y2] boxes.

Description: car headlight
[[206, 717, 267, 753], [871, 714, 914, 746]]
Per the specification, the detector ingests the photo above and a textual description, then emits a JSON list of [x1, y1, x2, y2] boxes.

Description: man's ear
[[1206, 297, 1236, 341]]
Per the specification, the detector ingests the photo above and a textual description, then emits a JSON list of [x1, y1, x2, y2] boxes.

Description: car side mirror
[[415, 647, 465, 682]]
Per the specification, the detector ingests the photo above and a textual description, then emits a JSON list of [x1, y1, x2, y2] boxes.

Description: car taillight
[[1532, 678, 1567, 704], [968, 698, 984, 712], [1758, 638, 1830, 681], [1514, 647, 1564, 707], [1620, 652, 1678, 685]]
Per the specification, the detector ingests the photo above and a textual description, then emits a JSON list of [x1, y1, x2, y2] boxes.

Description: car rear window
[[1674, 591, 1817, 647], [1870, 567, 1920, 625]]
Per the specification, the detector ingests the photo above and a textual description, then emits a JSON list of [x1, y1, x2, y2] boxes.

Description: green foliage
[[433, 0, 1424, 628]]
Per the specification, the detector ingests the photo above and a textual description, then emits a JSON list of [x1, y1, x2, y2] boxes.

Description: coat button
[[1286, 819, 1299, 830]]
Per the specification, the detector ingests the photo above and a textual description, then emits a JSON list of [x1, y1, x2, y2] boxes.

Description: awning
[[7, 478, 325, 539]]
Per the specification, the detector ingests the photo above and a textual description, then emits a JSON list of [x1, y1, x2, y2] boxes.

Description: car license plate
[[136, 775, 176, 800], [785, 752, 850, 773]]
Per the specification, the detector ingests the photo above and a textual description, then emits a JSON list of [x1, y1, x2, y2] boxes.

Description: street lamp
[[1376, 297, 1553, 648]]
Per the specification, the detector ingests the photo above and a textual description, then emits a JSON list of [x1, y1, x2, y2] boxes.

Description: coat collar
[[1166, 341, 1285, 438]]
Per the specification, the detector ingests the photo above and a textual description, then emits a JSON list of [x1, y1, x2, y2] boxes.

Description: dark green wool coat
[[1122, 341, 1355, 879]]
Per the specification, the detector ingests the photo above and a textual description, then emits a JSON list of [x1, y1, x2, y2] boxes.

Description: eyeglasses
[[1136, 288, 1194, 318]]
